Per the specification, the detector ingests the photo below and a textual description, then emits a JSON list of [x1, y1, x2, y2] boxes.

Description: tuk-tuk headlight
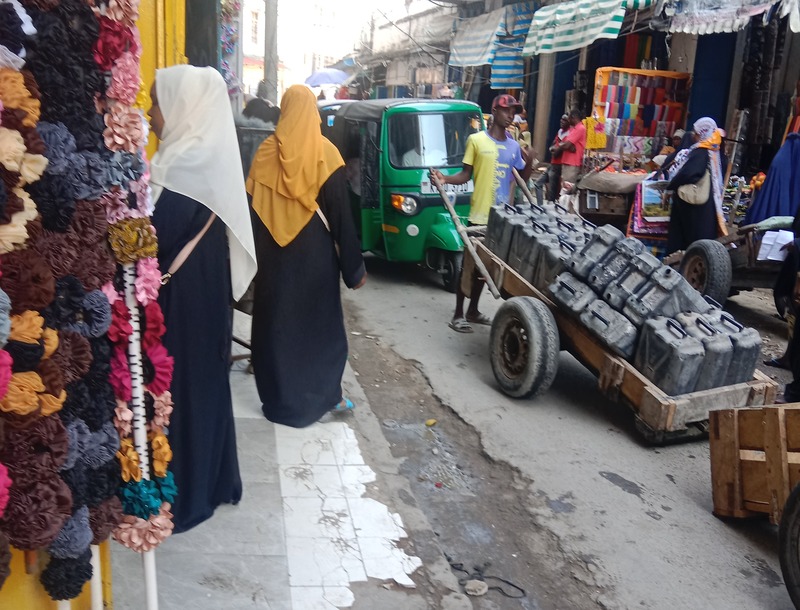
[[391, 194, 418, 215]]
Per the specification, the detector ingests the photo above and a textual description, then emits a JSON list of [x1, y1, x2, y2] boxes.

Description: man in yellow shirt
[[431, 94, 535, 332]]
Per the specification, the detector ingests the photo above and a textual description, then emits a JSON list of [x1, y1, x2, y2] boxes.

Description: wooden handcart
[[461, 238, 778, 444]]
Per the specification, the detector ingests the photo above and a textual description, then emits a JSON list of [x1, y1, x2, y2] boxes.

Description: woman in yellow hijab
[[246, 84, 366, 428]]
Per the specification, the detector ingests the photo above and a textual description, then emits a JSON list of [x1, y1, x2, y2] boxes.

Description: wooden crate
[[709, 405, 800, 524]]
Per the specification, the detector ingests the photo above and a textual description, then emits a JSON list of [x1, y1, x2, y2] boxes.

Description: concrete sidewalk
[[110, 314, 468, 609]]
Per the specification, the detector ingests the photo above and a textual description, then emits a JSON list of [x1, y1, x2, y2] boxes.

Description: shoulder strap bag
[[677, 166, 711, 205], [160, 213, 217, 285]]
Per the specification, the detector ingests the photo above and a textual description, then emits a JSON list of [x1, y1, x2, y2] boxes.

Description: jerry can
[[533, 239, 577, 292], [579, 300, 639, 359], [702, 311, 761, 385], [675, 312, 735, 391], [567, 224, 624, 280], [587, 237, 645, 293], [634, 317, 705, 396], [549, 272, 597, 317], [624, 266, 710, 327], [602, 251, 662, 311]]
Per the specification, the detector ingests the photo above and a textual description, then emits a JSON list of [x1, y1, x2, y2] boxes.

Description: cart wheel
[[442, 251, 463, 293], [780, 484, 800, 608], [679, 239, 732, 305], [490, 297, 559, 399]]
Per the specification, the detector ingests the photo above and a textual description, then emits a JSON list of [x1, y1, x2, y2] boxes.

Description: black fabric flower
[[85, 458, 120, 508], [25, 174, 76, 232], [83, 383, 114, 432], [41, 550, 93, 601], [0, 5, 25, 57], [59, 380, 90, 425], [6, 339, 45, 373], [44, 276, 85, 329], [60, 461, 88, 509]]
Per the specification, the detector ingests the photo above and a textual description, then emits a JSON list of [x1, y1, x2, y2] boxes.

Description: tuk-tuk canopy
[[333, 98, 483, 123]]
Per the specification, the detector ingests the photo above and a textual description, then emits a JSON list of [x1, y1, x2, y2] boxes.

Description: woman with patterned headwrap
[[666, 117, 727, 254], [246, 85, 366, 429]]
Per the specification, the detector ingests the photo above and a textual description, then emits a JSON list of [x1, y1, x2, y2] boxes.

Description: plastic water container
[[702, 311, 762, 385], [533, 239, 577, 292], [508, 222, 547, 284], [624, 266, 710, 327], [567, 224, 624, 280], [603, 251, 662, 311], [549, 272, 597, 316], [587, 238, 646, 293], [634, 317, 705, 396], [580, 300, 639, 359], [675, 312, 735, 391], [486, 206, 529, 261]]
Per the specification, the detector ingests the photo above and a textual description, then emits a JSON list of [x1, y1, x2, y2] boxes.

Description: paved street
[[112, 254, 794, 609]]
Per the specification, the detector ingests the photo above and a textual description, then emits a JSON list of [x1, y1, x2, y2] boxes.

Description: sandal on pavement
[[764, 357, 790, 370], [449, 318, 474, 333], [465, 312, 492, 326], [333, 398, 355, 413]]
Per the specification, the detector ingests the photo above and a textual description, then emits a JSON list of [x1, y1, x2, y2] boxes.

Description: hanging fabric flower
[[0, 69, 40, 126], [63, 290, 112, 339], [18, 152, 48, 185], [93, 16, 136, 72], [37, 357, 64, 397], [154, 471, 177, 505], [42, 327, 59, 359], [83, 422, 120, 469], [101, 281, 121, 307], [89, 495, 123, 545], [0, 350, 12, 401], [113, 399, 133, 437], [62, 419, 92, 472], [135, 258, 160, 306], [116, 438, 141, 483], [107, 217, 157, 264], [149, 431, 171, 478], [0, 289, 11, 348], [0, 127, 25, 172], [103, 104, 144, 154], [128, 174, 152, 216], [101, 187, 132, 224], [106, 50, 140, 105], [9, 309, 44, 344], [40, 550, 93, 601], [0, 370, 44, 415], [144, 343, 173, 396], [109, 344, 131, 401], [0, 248, 56, 314], [118, 478, 160, 518], [50, 330, 92, 386], [48, 505, 93, 559], [1, 467, 72, 550], [150, 390, 172, 430], [0, 462, 11, 519], [113, 501, 173, 552], [39, 388, 66, 416]]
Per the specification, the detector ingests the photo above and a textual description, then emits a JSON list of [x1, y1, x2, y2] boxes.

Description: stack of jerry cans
[[602, 251, 662, 311], [507, 221, 547, 285], [634, 318, 705, 396], [675, 312, 735, 391], [566, 224, 624, 280], [702, 311, 762, 385], [623, 266, 710, 327], [586, 238, 645, 293]]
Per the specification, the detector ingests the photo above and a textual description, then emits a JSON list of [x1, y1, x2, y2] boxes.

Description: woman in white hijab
[[148, 65, 257, 533]]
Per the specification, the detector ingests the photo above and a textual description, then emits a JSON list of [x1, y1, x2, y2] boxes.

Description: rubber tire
[[679, 239, 732, 305], [490, 297, 559, 399], [442, 251, 463, 294], [780, 484, 800, 609]]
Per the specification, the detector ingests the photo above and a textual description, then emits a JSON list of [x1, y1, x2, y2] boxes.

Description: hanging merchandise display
[[0, 0, 175, 604], [219, 0, 241, 96]]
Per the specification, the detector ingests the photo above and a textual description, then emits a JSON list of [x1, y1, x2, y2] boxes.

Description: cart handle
[[667, 319, 688, 338], [720, 312, 744, 331]]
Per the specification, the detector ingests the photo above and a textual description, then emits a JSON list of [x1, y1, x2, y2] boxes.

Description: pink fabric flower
[[0, 462, 11, 519], [135, 258, 161, 306], [128, 176, 153, 217], [101, 281, 121, 307], [107, 51, 140, 105], [114, 399, 133, 438], [101, 187, 132, 224], [108, 0, 140, 28], [142, 301, 165, 349], [113, 503, 173, 552], [145, 344, 173, 396], [103, 105, 144, 154], [108, 300, 133, 346], [110, 345, 132, 402], [94, 16, 137, 71], [150, 391, 173, 430], [0, 350, 11, 402]]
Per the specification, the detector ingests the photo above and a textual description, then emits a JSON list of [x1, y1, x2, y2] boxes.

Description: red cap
[[492, 94, 523, 112]]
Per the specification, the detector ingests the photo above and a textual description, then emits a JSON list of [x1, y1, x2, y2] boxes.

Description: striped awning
[[523, 0, 627, 56], [668, 1, 778, 34], [449, 2, 536, 69]]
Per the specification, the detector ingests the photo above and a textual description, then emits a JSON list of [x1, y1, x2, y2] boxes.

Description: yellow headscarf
[[246, 85, 345, 246]]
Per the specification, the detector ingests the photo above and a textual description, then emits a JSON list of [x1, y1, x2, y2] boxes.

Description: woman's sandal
[[333, 398, 355, 413], [764, 358, 790, 370], [448, 317, 474, 333]]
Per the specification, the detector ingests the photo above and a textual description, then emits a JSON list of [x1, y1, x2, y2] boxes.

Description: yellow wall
[[0, 3, 186, 606]]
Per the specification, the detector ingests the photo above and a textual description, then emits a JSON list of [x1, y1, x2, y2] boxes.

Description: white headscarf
[[149, 65, 257, 301]]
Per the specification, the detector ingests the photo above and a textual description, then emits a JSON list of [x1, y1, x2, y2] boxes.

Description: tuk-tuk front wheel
[[441, 251, 463, 293]]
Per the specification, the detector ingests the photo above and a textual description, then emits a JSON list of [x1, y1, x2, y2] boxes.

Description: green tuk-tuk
[[327, 99, 484, 291]]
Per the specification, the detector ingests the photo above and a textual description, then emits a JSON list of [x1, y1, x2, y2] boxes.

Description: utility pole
[[263, 0, 279, 102]]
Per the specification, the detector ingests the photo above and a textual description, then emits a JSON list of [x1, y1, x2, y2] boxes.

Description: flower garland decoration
[[219, 0, 242, 96]]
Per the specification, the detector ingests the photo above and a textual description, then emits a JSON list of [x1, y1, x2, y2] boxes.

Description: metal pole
[[430, 170, 501, 299], [263, 0, 278, 102], [90, 545, 103, 610]]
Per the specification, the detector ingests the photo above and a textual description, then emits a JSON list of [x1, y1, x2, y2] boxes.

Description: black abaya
[[152, 189, 242, 533], [666, 148, 718, 254], [250, 167, 365, 428]]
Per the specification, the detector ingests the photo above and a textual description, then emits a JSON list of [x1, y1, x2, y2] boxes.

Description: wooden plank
[[672, 382, 754, 429], [737, 409, 766, 450], [764, 407, 791, 524], [710, 410, 763, 518], [741, 456, 771, 509], [784, 408, 800, 451], [598, 355, 626, 402]]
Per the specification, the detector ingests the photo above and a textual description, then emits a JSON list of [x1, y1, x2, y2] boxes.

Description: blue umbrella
[[305, 68, 349, 87]]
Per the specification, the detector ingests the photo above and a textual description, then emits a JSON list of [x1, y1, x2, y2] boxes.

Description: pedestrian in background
[[246, 84, 366, 428], [552, 107, 587, 189], [431, 94, 535, 334], [534, 113, 569, 205], [148, 65, 258, 532]]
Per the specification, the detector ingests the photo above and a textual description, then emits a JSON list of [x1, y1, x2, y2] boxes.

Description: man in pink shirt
[[553, 108, 586, 188]]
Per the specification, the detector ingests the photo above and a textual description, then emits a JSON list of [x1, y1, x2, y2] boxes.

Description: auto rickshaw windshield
[[388, 111, 482, 169]]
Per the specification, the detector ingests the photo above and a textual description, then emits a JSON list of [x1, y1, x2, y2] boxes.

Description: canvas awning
[[449, 2, 536, 89], [667, 1, 779, 34]]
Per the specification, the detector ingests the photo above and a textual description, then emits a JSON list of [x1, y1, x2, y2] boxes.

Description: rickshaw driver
[[431, 94, 535, 333]]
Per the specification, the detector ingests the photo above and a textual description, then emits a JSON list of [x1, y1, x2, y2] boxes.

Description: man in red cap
[[432, 93, 535, 333]]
